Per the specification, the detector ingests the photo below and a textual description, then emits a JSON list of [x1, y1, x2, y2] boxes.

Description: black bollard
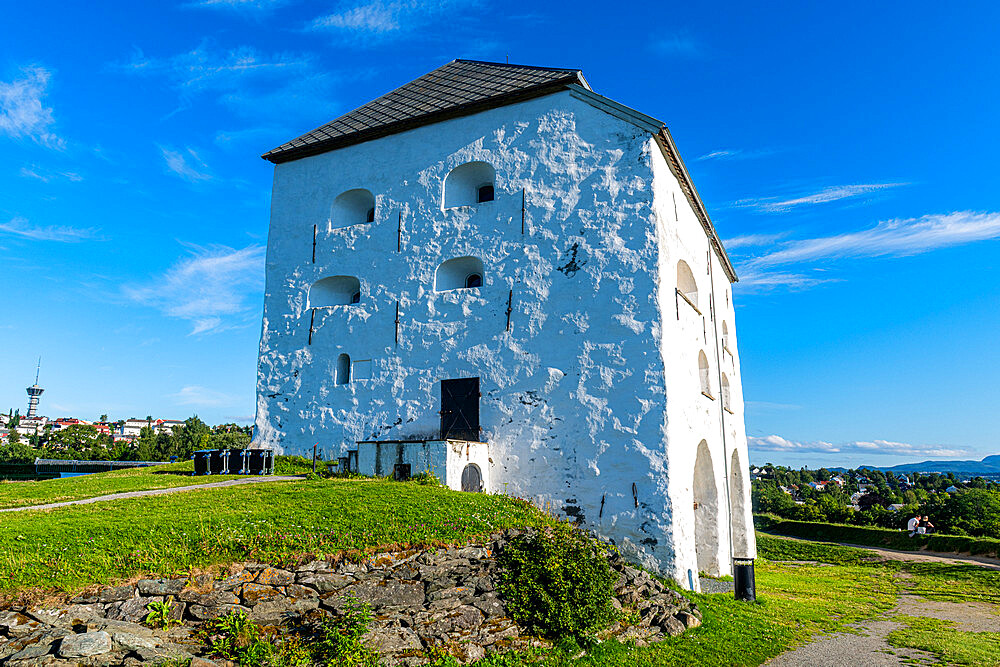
[[733, 558, 756, 602]]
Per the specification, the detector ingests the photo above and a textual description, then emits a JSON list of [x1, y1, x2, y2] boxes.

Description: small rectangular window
[[393, 463, 411, 481], [353, 359, 373, 381]]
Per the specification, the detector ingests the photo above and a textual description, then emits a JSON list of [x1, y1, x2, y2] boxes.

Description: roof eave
[[261, 73, 585, 164], [653, 128, 738, 283]]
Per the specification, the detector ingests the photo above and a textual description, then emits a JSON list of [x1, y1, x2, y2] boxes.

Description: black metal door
[[440, 377, 480, 441]]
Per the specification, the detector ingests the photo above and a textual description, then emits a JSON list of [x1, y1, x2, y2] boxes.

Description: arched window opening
[[443, 161, 496, 208], [721, 373, 731, 411], [331, 189, 375, 228], [730, 450, 750, 557], [435, 256, 485, 292], [677, 260, 699, 309], [336, 353, 351, 385], [309, 276, 362, 308], [698, 350, 712, 397], [693, 440, 721, 575], [722, 321, 730, 352]]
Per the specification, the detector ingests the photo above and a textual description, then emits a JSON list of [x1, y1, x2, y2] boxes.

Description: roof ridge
[[452, 58, 582, 73]]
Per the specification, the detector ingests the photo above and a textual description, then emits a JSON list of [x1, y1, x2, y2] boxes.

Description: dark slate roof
[[262, 60, 589, 163]]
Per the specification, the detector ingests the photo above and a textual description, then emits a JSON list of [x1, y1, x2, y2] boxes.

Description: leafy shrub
[[144, 596, 181, 629], [312, 598, 378, 667], [410, 471, 444, 486], [498, 524, 617, 639], [199, 611, 311, 666], [198, 601, 376, 667]]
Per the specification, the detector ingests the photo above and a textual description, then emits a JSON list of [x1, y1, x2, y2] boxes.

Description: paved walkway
[[0, 475, 304, 513]]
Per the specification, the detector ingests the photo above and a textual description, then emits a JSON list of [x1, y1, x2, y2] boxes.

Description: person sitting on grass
[[907, 514, 920, 537], [920, 516, 934, 535]]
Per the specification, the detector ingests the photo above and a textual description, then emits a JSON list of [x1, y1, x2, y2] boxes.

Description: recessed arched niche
[[443, 162, 495, 209], [331, 188, 375, 228], [677, 259, 698, 307], [309, 276, 361, 308], [434, 256, 485, 292]]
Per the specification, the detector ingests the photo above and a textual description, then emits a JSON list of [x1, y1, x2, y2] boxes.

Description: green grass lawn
[[2, 475, 998, 666], [0, 456, 316, 511], [0, 477, 552, 595]]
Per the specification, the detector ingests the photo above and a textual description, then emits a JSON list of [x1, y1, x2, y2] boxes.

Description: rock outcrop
[[0, 531, 701, 665]]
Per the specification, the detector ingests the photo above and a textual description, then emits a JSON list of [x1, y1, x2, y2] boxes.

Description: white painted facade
[[254, 84, 755, 588]]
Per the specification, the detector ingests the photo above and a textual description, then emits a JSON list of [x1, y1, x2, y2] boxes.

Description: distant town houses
[[2, 413, 185, 443]]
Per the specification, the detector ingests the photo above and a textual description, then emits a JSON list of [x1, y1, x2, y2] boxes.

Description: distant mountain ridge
[[862, 454, 1000, 476]]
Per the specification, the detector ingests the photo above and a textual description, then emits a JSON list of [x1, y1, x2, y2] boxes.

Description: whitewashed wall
[[254, 89, 754, 586]]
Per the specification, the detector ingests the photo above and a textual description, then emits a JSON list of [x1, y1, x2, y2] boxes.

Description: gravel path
[[766, 532, 1000, 571], [0, 475, 304, 513]]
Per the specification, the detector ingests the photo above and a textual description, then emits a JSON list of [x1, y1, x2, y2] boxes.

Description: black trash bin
[[246, 449, 274, 475], [209, 449, 229, 475], [193, 450, 211, 476], [733, 558, 756, 602], [228, 449, 248, 475]]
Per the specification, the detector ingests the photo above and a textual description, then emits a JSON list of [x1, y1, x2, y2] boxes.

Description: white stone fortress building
[[253, 60, 755, 588]]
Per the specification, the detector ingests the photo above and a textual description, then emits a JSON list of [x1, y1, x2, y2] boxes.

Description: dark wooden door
[[440, 377, 480, 441]]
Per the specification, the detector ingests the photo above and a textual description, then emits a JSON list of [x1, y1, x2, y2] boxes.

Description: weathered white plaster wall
[[356, 440, 490, 492], [254, 89, 754, 587]]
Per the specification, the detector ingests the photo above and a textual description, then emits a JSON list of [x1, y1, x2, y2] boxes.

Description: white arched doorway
[[693, 439, 720, 575], [730, 450, 750, 557]]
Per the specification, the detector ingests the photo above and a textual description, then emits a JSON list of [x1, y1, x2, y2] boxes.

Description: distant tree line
[[752, 464, 1000, 539], [1, 417, 251, 464]]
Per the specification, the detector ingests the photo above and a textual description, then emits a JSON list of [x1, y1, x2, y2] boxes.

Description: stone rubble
[[0, 530, 701, 666]]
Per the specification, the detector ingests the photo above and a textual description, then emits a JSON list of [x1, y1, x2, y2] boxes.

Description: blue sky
[[2, 1, 998, 468]]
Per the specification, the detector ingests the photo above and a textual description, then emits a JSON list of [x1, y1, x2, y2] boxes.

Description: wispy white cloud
[[0, 65, 64, 148], [160, 146, 213, 183], [123, 43, 309, 94], [697, 147, 779, 162], [650, 33, 702, 58], [749, 434, 972, 459], [119, 41, 336, 125], [185, 0, 287, 11], [732, 183, 907, 213], [312, 2, 400, 32], [722, 232, 788, 250], [0, 216, 97, 242], [309, 1, 477, 41], [732, 211, 1000, 290], [745, 211, 1000, 270], [171, 385, 239, 407], [19, 164, 83, 183], [123, 243, 265, 335]]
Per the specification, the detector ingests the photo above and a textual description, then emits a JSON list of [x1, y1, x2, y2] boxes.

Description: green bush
[[197, 601, 377, 667], [497, 524, 617, 639]]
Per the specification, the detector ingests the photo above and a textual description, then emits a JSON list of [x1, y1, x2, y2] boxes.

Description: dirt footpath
[[0, 475, 304, 513]]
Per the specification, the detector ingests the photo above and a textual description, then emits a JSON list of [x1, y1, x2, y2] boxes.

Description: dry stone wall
[[0, 531, 700, 666]]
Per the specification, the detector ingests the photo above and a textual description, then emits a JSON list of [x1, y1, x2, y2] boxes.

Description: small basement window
[[331, 189, 375, 228], [435, 256, 485, 292], [310, 276, 362, 308], [444, 161, 496, 208]]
